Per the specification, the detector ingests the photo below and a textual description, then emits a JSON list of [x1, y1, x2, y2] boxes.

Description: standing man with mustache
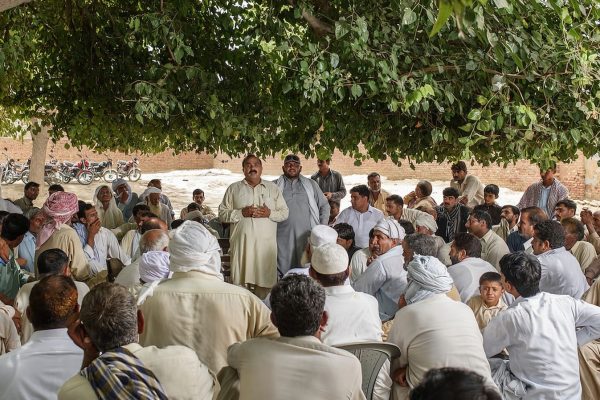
[[219, 155, 289, 299]]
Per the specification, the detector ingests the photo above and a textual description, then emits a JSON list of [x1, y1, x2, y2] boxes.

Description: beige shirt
[[570, 241, 597, 272], [139, 271, 279, 373], [396, 207, 430, 228], [387, 294, 494, 399], [369, 189, 390, 216], [218, 179, 289, 288], [450, 174, 485, 208], [0, 302, 19, 355], [14, 280, 89, 344], [180, 204, 216, 220], [586, 231, 600, 255], [467, 295, 508, 331], [492, 218, 518, 242], [58, 343, 216, 400], [479, 229, 509, 271], [35, 225, 90, 280], [222, 336, 365, 400]]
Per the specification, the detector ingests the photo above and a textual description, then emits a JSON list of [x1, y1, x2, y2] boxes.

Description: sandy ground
[[2, 168, 598, 215]]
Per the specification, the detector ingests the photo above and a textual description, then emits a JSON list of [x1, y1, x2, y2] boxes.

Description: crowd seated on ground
[[0, 157, 599, 400]]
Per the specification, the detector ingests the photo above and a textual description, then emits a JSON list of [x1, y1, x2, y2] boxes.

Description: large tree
[[0, 0, 598, 167]]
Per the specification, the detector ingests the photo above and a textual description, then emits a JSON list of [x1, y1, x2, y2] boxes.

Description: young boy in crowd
[[467, 272, 508, 331], [474, 184, 502, 225]]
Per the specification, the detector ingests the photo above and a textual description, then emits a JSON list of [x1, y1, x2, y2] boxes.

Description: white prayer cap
[[168, 220, 222, 278], [111, 178, 128, 191], [309, 225, 338, 248], [374, 218, 405, 240], [311, 243, 349, 275], [415, 213, 438, 232], [139, 251, 170, 283]]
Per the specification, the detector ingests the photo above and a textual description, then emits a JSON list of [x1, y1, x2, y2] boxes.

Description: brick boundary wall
[[2, 137, 598, 200]]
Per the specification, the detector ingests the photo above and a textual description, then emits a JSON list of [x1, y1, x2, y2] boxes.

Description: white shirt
[[349, 248, 371, 284], [0, 199, 22, 214], [447, 257, 497, 303], [0, 329, 83, 400], [321, 285, 382, 345], [82, 227, 132, 275], [536, 247, 589, 298], [335, 206, 384, 248], [483, 292, 600, 399]]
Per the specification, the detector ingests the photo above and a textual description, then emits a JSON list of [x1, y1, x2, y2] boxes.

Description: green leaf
[[466, 60, 477, 71], [135, 114, 144, 124], [402, 8, 418, 26], [467, 109, 482, 121], [330, 53, 340, 68], [335, 22, 350, 39], [493, 0, 509, 9], [476, 119, 492, 131], [459, 123, 473, 132], [476, 95, 487, 105], [351, 84, 363, 98], [430, 0, 453, 37]]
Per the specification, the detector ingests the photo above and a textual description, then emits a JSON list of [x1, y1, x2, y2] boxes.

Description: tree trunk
[[29, 123, 49, 186]]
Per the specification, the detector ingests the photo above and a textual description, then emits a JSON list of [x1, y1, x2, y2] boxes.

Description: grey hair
[[139, 229, 169, 254], [79, 283, 138, 352], [25, 207, 43, 219], [404, 233, 438, 256]]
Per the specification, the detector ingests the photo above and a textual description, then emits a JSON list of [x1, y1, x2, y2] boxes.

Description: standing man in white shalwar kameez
[[484, 252, 600, 400], [274, 154, 329, 276], [219, 155, 289, 298]]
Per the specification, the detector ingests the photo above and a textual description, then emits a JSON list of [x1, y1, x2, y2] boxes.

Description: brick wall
[[3, 137, 598, 200]]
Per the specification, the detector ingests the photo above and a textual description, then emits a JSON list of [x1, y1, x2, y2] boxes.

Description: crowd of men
[[0, 156, 599, 400]]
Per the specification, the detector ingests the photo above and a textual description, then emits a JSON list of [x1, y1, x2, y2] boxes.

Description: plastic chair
[[336, 342, 401, 400]]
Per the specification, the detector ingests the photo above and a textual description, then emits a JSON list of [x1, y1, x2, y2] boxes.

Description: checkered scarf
[[81, 347, 168, 400]]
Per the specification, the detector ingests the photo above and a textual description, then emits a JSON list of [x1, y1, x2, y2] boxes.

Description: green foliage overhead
[[0, 0, 599, 168]]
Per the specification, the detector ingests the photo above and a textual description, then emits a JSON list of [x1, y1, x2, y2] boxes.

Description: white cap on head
[[311, 243, 349, 275], [374, 218, 406, 240], [415, 213, 438, 232], [309, 225, 338, 248]]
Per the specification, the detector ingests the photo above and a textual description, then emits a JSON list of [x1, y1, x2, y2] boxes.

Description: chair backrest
[[336, 342, 401, 400]]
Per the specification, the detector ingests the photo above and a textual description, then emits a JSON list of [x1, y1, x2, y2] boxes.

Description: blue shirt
[[17, 232, 36, 273]]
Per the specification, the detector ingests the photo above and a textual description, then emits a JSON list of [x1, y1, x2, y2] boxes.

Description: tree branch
[[288, 0, 333, 37]]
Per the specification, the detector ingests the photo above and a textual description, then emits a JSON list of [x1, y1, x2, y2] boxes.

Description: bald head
[[141, 217, 168, 234], [28, 275, 78, 331], [140, 229, 169, 254]]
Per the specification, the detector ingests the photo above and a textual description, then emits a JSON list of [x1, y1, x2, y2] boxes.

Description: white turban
[[168, 220, 222, 279], [404, 255, 454, 305], [141, 186, 161, 198], [111, 178, 128, 192], [184, 210, 205, 221], [311, 243, 349, 275], [415, 213, 438, 232], [139, 251, 171, 283], [374, 218, 406, 240]]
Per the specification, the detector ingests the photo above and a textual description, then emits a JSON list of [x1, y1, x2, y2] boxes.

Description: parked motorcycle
[[116, 157, 141, 181]]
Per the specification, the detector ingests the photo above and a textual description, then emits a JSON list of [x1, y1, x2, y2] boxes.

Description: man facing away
[[218, 274, 365, 400], [335, 184, 384, 248], [450, 161, 484, 208], [140, 221, 278, 373], [274, 154, 329, 275], [59, 282, 215, 400], [219, 154, 289, 298], [310, 158, 347, 201], [484, 252, 600, 400], [517, 164, 569, 219], [0, 275, 83, 400]]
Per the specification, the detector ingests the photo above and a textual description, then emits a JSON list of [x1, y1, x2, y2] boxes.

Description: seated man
[[59, 282, 215, 399], [467, 272, 508, 331], [493, 205, 520, 242], [180, 188, 216, 220], [554, 199, 577, 222], [119, 204, 151, 260], [352, 219, 406, 321], [435, 187, 470, 243], [335, 184, 384, 248], [218, 274, 365, 400], [414, 213, 449, 265], [484, 252, 600, 399], [387, 255, 494, 400], [14, 249, 89, 344], [465, 210, 509, 271], [140, 221, 278, 373], [508, 206, 547, 253], [580, 278, 600, 400], [561, 217, 597, 271], [16, 207, 45, 273], [73, 203, 131, 277], [349, 228, 377, 284], [0, 214, 31, 303], [533, 220, 588, 298], [0, 300, 19, 355], [448, 232, 497, 303], [333, 223, 360, 261], [0, 275, 83, 400]]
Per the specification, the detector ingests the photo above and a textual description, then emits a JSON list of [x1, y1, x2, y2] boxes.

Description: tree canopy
[[0, 0, 598, 167]]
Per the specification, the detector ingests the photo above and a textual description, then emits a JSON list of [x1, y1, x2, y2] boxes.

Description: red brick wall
[[3, 137, 597, 200]]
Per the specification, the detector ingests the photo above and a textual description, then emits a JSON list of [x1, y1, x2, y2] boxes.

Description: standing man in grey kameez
[[311, 159, 347, 201], [275, 155, 330, 275]]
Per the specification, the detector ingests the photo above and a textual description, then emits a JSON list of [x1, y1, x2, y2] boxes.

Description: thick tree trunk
[[0, 0, 31, 12], [29, 123, 49, 186]]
